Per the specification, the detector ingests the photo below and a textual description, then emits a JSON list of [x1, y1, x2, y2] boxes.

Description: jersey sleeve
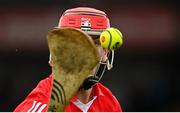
[[14, 76, 52, 112]]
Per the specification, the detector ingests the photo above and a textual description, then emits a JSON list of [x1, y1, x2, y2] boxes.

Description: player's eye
[[90, 35, 99, 39], [90, 35, 100, 45], [93, 39, 100, 46]]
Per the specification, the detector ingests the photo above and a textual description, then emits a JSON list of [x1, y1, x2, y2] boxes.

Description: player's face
[[96, 45, 108, 62], [90, 35, 108, 63]]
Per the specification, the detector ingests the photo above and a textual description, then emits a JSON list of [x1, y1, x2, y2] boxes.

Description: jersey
[[14, 75, 122, 112]]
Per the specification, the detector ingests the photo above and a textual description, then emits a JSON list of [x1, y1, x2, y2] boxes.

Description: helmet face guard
[[58, 7, 110, 37]]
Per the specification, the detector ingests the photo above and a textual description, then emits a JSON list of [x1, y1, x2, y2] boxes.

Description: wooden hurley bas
[[47, 28, 100, 111]]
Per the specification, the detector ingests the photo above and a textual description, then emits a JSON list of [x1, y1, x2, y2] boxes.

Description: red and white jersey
[[14, 75, 122, 112]]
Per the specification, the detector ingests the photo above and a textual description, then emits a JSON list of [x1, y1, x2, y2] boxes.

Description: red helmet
[[58, 7, 110, 36]]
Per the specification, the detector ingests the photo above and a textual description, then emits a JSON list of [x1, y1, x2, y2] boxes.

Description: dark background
[[0, 0, 179, 111]]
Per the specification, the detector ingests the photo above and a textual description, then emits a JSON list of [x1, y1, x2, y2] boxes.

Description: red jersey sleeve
[[14, 75, 52, 112]]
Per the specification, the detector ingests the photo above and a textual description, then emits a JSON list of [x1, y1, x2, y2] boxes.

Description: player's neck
[[76, 87, 94, 104]]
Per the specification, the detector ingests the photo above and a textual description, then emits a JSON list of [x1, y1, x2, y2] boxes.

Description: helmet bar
[[64, 12, 107, 17], [63, 7, 107, 16]]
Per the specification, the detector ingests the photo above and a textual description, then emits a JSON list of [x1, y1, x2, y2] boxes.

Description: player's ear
[[48, 54, 53, 67]]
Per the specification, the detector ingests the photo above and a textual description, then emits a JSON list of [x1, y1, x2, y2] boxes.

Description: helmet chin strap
[[94, 50, 114, 82]]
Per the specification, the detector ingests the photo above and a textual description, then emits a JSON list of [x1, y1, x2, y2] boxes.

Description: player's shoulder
[[28, 74, 52, 96], [14, 75, 53, 112], [95, 83, 122, 111], [38, 74, 52, 86], [95, 83, 114, 96]]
